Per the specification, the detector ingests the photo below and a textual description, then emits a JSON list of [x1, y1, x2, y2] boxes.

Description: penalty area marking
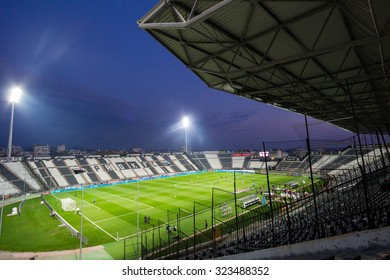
[[81, 213, 118, 241], [101, 191, 153, 209], [179, 208, 191, 215], [51, 193, 101, 210], [50, 194, 117, 241], [94, 205, 154, 224], [51, 194, 102, 210]]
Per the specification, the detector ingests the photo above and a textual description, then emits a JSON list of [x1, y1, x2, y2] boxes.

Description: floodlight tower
[[182, 116, 190, 153], [7, 87, 23, 161]]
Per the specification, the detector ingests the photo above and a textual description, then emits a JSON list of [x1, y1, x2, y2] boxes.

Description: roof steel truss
[[139, 0, 390, 134]]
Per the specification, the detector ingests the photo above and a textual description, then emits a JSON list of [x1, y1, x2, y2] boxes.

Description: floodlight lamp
[[182, 116, 190, 128], [9, 87, 23, 103]]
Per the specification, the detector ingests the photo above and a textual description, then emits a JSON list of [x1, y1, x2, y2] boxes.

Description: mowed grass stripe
[[141, 177, 217, 201], [51, 172, 302, 245], [0, 172, 308, 252]]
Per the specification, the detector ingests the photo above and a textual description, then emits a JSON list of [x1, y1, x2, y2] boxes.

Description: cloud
[[203, 109, 258, 129]]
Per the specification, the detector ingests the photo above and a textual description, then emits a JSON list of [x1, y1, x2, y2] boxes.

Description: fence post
[[193, 202, 196, 259], [283, 197, 292, 244], [263, 141, 275, 247]]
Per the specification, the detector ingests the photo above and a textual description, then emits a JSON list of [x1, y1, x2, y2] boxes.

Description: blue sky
[[0, 0, 353, 151]]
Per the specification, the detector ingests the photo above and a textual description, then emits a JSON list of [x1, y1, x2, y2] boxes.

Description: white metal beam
[[138, 0, 234, 30]]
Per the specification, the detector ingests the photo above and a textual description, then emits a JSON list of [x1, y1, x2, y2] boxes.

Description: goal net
[[61, 198, 76, 211]]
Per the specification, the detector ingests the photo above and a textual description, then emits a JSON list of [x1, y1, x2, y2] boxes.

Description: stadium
[[1, 0, 390, 262]]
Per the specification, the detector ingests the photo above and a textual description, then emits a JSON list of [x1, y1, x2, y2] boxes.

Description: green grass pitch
[[0, 171, 306, 258]]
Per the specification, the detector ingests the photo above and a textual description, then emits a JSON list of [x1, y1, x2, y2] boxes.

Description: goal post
[[61, 198, 76, 211]]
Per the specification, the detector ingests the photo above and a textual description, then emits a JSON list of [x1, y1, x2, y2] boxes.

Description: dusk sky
[[0, 0, 353, 151]]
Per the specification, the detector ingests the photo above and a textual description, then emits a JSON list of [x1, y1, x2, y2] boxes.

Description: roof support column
[[346, 83, 373, 229], [375, 130, 386, 168], [380, 128, 390, 164], [304, 114, 321, 239]]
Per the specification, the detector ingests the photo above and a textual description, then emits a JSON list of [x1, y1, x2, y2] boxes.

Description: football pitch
[[0, 171, 306, 258]]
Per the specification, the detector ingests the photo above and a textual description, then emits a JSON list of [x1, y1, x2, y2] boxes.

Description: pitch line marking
[[180, 208, 191, 214], [120, 207, 211, 240], [93, 206, 152, 224], [50, 194, 117, 241], [83, 199, 101, 210], [101, 191, 154, 209], [81, 213, 117, 241]]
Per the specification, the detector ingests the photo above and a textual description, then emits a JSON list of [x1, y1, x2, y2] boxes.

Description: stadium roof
[[138, 0, 390, 134]]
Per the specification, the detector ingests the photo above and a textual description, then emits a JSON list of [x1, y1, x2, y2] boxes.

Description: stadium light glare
[[182, 116, 190, 153], [9, 87, 23, 103], [182, 116, 189, 128], [7, 86, 23, 161]]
